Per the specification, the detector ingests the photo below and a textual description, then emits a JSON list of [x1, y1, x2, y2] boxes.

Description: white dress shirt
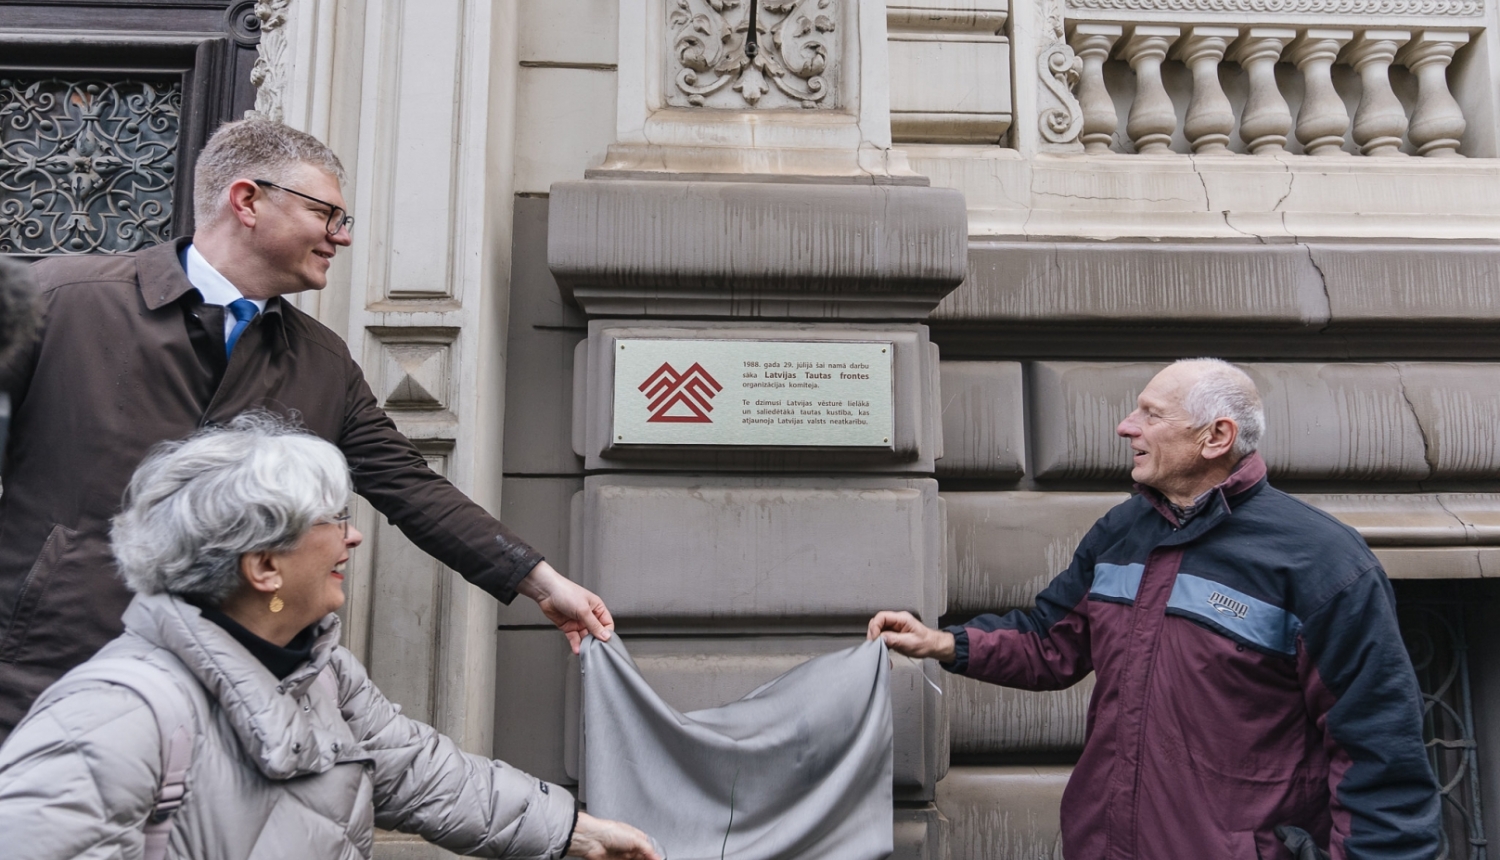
[[184, 244, 267, 343]]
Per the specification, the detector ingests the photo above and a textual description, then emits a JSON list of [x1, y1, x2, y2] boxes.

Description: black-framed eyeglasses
[[254, 179, 355, 236], [318, 506, 352, 540]]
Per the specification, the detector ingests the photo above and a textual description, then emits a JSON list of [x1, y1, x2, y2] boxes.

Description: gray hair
[[111, 413, 351, 605], [193, 119, 346, 229], [1174, 358, 1265, 458]]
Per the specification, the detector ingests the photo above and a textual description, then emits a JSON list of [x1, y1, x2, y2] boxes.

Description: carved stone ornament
[[1038, 0, 1085, 146], [667, 0, 841, 110], [1066, 0, 1481, 15], [248, 0, 292, 122]]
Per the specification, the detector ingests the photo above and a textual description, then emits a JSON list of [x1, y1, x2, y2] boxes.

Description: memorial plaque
[[612, 339, 895, 447]]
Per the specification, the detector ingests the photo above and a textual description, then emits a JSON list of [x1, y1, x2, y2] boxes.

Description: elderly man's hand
[[567, 812, 663, 860], [867, 610, 956, 662], [518, 561, 614, 655]]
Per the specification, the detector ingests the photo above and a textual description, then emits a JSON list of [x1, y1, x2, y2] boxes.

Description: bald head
[[1171, 359, 1264, 458], [1117, 358, 1264, 505]]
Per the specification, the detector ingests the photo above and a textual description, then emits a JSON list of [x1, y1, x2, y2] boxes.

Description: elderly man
[[869, 358, 1440, 859], [0, 119, 611, 739]]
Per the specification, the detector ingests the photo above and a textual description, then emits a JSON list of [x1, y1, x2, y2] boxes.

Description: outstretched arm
[[867, 611, 955, 662], [336, 352, 613, 653]]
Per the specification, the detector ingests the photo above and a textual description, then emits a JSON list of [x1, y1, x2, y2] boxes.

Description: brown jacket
[[0, 239, 542, 735]]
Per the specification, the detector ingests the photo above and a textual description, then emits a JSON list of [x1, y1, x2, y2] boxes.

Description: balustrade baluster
[[1344, 30, 1412, 157], [1069, 24, 1124, 154], [1288, 30, 1354, 156], [1231, 29, 1296, 155], [1120, 26, 1181, 154], [1173, 27, 1239, 155], [1397, 30, 1470, 157]]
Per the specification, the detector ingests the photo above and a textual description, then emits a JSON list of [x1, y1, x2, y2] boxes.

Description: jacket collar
[[1137, 451, 1268, 529], [138, 238, 291, 352], [121, 592, 350, 780]]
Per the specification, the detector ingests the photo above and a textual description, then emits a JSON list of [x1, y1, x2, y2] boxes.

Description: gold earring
[[269, 591, 285, 613]]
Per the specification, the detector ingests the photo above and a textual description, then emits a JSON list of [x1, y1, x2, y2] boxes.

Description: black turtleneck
[[199, 607, 318, 680]]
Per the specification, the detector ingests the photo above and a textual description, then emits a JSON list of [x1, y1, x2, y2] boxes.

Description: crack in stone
[[1303, 243, 1335, 334], [1431, 493, 1477, 545], [1395, 363, 1439, 484], [1272, 167, 1295, 212]]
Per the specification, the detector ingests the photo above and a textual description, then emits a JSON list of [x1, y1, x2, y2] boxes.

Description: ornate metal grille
[[0, 76, 181, 255], [1401, 596, 1488, 860]]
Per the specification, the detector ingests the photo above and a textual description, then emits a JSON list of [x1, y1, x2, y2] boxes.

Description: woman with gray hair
[[0, 415, 659, 860]]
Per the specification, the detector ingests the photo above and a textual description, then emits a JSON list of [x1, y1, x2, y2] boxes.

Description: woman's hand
[[866, 610, 956, 662], [567, 812, 662, 860]]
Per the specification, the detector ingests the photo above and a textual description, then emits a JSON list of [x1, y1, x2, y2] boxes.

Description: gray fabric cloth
[[582, 635, 892, 860], [0, 592, 576, 860]]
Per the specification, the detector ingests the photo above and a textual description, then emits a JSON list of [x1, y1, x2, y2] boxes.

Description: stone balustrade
[[1063, 23, 1475, 156]]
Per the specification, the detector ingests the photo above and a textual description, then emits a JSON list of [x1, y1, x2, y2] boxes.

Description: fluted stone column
[[1069, 24, 1123, 154], [1345, 30, 1413, 156], [1174, 26, 1239, 155], [1289, 29, 1354, 156], [1121, 26, 1181, 155], [1231, 28, 1296, 155], [1397, 30, 1471, 157]]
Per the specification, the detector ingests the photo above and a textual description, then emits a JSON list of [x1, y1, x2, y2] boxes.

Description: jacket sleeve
[[941, 527, 1099, 691], [336, 352, 543, 603], [1298, 565, 1441, 860], [0, 684, 160, 860], [336, 649, 577, 860]]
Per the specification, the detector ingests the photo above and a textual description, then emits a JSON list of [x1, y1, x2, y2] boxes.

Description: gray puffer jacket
[[0, 593, 576, 859]]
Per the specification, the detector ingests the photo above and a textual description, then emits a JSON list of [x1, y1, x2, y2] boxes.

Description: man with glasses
[[0, 119, 615, 742]]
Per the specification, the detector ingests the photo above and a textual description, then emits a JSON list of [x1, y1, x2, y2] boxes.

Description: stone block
[[937, 766, 1069, 860], [497, 478, 584, 627], [494, 629, 573, 787], [570, 636, 947, 799], [936, 243, 1330, 327], [889, 35, 1012, 144], [936, 362, 1026, 479], [948, 673, 1093, 757], [547, 180, 968, 319], [1031, 362, 1438, 482], [894, 804, 950, 860], [501, 327, 586, 475], [510, 196, 587, 329], [515, 67, 617, 196], [1371, 547, 1500, 579], [1391, 363, 1500, 479], [944, 492, 1127, 617], [1309, 244, 1500, 325], [577, 322, 943, 472], [518, 0, 618, 65], [503, 196, 586, 475], [576, 476, 944, 625]]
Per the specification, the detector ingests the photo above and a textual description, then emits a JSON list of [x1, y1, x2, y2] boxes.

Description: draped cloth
[[581, 635, 893, 860]]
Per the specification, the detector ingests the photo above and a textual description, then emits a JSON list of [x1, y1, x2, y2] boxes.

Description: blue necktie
[[225, 299, 259, 358]]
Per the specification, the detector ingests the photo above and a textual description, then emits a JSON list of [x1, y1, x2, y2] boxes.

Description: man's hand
[[518, 561, 614, 655], [567, 811, 662, 860], [867, 610, 956, 662]]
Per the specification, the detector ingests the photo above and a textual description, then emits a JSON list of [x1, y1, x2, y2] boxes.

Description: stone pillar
[[1174, 26, 1239, 155], [1289, 29, 1355, 157], [547, 4, 967, 856], [1069, 24, 1123, 154], [1120, 26, 1181, 154], [1231, 28, 1297, 155], [1345, 30, 1413, 157], [1397, 30, 1471, 157]]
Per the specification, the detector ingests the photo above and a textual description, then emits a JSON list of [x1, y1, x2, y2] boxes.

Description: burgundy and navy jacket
[[945, 453, 1440, 859]]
